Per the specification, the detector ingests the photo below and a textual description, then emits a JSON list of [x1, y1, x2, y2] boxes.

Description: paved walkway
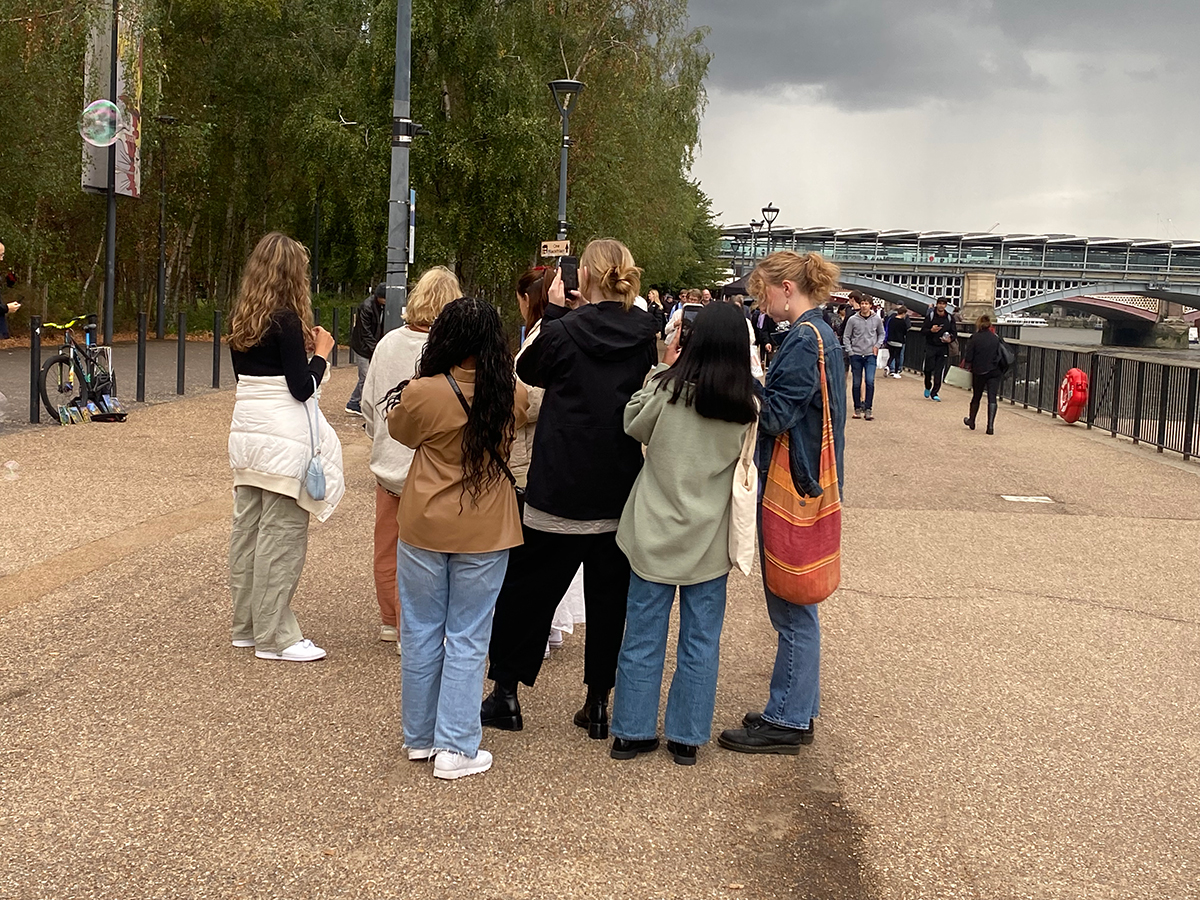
[[1, 366, 1197, 899]]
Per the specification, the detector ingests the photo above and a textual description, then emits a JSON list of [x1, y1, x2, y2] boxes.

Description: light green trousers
[[229, 485, 309, 653]]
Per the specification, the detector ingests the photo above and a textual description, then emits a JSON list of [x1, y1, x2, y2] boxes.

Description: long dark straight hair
[[654, 301, 758, 424], [385, 298, 516, 501]]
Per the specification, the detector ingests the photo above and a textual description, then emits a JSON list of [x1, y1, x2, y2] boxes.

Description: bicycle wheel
[[40, 354, 81, 420]]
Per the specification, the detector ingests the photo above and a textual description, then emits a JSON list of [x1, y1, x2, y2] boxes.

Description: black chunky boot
[[480, 680, 523, 731], [986, 399, 998, 435], [573, 687, 610, 740]]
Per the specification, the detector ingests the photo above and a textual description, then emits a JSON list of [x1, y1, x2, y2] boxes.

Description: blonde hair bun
[[580, 239, 642, 309], [748, 251, 840, 305]]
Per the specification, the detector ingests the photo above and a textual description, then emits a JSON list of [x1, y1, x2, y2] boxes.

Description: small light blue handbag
[[304, 374, 326, 502]]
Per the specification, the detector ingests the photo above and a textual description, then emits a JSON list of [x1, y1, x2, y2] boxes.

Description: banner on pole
[[82, 3, 144, 198]]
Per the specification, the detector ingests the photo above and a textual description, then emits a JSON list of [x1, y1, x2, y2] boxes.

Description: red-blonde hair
[[749, 251, 840, 305]]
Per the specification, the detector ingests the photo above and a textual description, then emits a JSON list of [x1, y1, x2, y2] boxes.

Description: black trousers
[[969, 371, 1001, 424], [487, 525, 631, 693], [924, 348, 949, 396]]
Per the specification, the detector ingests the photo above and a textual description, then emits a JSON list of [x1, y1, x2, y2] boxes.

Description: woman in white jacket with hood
[[227, 232, 344, 662]]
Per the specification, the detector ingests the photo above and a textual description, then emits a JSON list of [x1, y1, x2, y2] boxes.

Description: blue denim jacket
[[757, 308, 847, 498]]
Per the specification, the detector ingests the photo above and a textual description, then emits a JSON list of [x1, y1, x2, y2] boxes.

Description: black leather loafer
[[480, 682, 523, 731], [610, 737, 660, 760], [666, 740, 697, 766]]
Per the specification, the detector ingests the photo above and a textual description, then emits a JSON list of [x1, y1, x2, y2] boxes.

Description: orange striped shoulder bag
[[760, 321, 841, 604]]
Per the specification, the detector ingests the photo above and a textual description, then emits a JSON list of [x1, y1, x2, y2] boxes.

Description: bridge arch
[[836, 273, 937, 313]]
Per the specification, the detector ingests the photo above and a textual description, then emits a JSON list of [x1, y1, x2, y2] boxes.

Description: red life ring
[[1058, 368, 1088, 424]]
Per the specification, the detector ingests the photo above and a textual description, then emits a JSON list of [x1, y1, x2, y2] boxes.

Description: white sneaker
[[548, 628, 564, 649], [232, 638, 256, 648], [406, 747, 436, 761], [543, 641, 551, 660], [380, 625, 399, 643], [255, 638, 327, 662], [395, 641, 402, 658], [433, 749, 493, 780]]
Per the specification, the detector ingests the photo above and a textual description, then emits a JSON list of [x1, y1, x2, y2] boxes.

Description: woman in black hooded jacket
[[481, 239, 659, 740], [963, 314, 1004, 434]]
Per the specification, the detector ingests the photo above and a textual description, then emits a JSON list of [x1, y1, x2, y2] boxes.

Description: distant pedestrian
[[962, 313, 1003, 435], [385, 297, 528, 780], [922, 298, 957, 401], [345, 283, 387, 415], [718, 250, 846, 756], [883, 306, 909, 377], [646, 288, 666, 338], [842, 292, 885, 420], [610, 302, 759, 766], [227, 232, 345, 663], [360, 265, 460, 654], [0, 242, 19, 339]]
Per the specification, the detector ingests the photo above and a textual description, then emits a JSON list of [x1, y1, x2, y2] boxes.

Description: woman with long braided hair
[[385, 297, 528, 780]]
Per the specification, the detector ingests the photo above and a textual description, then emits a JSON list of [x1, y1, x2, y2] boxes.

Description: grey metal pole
[[136, 311, 147, 401], [156, 134, 166, 339], [382, 0, 413, 334], [556, 113, 570, 241], [29, 316, 41, 424], [102, 0, 119, 346]]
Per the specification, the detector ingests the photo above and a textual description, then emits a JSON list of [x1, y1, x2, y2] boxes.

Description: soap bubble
[[79, 99, 120, 147], [3, 461, 19, 481]]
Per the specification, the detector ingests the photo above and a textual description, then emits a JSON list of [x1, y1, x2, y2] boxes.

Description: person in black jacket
[[345, 283, 386, 415], [921, 298, 957, 401], [963, 313, 1003, 434], [481, 239, 659, 740], [883, 306, 909, 377]]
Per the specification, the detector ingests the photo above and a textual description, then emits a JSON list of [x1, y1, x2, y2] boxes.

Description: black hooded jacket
[[517, 300, 659, 520]]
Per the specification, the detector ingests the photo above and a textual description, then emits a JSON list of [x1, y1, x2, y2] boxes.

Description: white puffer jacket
[[228, 373, 345, 522]]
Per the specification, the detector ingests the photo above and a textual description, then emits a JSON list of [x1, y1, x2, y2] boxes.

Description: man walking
[[842, 292, 885, 420], [345, 283, 386, 415], [921, 298, 957, 401]]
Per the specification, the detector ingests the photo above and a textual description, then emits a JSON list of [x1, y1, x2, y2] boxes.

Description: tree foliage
[[0, 0, 719, 331]]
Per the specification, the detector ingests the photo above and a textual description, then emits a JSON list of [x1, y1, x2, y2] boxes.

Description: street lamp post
[[153, 114, 176, 340], [548, 79, 584, 242], [749, 219, 763, 266], [762, 203, 779, 256]]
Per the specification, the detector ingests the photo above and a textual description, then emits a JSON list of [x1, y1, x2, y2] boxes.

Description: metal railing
[[27, 306, 358, 424], [903, 330, 1200, 460]]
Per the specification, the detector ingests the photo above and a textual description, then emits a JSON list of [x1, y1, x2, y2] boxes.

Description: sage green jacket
[[616, 365, 751, 586]]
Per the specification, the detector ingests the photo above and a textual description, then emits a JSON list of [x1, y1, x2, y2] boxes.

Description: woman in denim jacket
[[718, 251, 846, 755]]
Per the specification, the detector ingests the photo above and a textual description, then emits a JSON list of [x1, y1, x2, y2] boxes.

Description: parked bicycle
[[39, 315, 119, 420]]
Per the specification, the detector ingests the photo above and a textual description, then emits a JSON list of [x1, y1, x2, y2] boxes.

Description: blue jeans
[[849, 353, 876, 411], [396, 541, 509, 756], [758, 511, 820, 730], [612, 572, 729, 746]]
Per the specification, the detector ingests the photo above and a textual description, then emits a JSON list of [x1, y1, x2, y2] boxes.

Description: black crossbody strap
[[444, 373, 519, 488]]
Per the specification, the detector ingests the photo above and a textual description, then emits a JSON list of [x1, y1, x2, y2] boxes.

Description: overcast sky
[[687, 0, 1200, 239]]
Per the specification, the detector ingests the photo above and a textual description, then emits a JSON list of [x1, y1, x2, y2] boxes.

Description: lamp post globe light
[[548, 79, 584, 241], [749, 218, 763, 264], [761, 202, 779, 254]]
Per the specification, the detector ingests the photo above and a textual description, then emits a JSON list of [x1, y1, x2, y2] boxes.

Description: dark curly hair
[[385, 297, 516, 503]]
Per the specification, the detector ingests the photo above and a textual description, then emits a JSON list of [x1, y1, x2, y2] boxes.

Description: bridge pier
[[959, 272, 996, 323], [1101, 317, 1190, 349]]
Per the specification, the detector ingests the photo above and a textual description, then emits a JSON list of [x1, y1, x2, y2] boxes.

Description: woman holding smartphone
[[386, 297, 528, 780], [609, 301, 759, 765], [481, 239, 659, 740]]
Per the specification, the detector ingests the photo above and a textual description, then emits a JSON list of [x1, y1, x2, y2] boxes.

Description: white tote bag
[[728, 417, 760, 577], [877, 347, 890, 370]]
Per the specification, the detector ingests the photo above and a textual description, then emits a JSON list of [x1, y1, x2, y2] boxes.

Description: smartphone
[[679, 303, 702, 349], [557, 255, 579, 299]]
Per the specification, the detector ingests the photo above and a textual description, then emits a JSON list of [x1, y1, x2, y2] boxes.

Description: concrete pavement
[[1, 363, 1198, 899]]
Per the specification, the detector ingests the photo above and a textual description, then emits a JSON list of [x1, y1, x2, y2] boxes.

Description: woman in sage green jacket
[[611, 302, 760, 766]]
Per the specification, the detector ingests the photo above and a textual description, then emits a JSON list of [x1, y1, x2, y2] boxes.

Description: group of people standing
[[223, 231, 847, 781]]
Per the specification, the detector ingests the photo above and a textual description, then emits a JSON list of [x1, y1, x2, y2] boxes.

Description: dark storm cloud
[[687, 0, 1200, 109]]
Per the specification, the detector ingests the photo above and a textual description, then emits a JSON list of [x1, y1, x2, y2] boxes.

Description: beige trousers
[[229, 485, 309, 653], [373, 484, 401, 628]]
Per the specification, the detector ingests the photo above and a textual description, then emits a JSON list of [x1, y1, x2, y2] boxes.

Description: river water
[[1019, 326, 1200, 363]]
